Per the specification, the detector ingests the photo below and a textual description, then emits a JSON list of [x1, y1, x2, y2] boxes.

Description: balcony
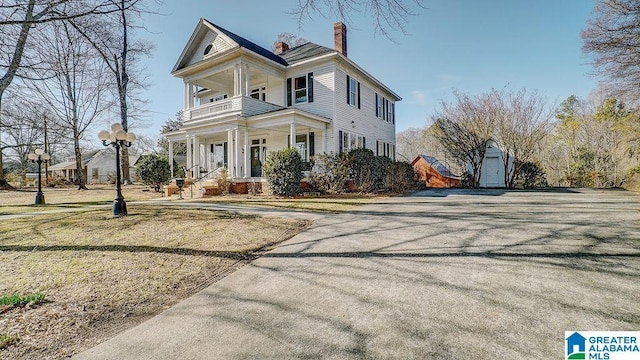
[[184, 96, 284, 125]]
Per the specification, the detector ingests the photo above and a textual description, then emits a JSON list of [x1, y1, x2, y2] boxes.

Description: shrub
[[347, 148, 389, 192], [384, 161, 416, 192], [516, 161, 548, 188], [263, 148, 304, 196], [136, 154, 172, 192], [307, 153, 349, 193]]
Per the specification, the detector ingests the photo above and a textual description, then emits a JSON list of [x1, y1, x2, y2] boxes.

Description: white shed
[[470, 140, 514, 188], [48, 148, 140, 184]]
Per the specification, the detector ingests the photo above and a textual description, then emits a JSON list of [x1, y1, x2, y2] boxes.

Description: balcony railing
[[184, 96, 284, 124]]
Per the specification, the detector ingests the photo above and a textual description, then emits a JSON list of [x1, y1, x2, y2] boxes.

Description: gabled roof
[[173, 19, 288, 73], [414, 155, 460, 179], [279, 42, 335, 64], [202, 19, 288, 66]]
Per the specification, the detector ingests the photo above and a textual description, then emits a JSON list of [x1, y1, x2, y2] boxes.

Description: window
[[203, 44, 214, 55], [376, 93, 395, 123], [250, 87, 266, 101], [346, 75, 360, 108], [286, 73, 314, 106], [212, 94, 228, 102], [339, 130, 366, 154], [376, 140, 395, 159]]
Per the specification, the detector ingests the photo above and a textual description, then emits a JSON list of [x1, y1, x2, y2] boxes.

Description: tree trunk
[[74, 128, 88, 190], [118, 0, 131, 183]]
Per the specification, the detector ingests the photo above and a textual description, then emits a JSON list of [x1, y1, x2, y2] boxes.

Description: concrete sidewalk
[[74, 189, 640, 359]]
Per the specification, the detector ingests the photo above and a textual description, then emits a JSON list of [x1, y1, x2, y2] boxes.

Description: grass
[[192, 194, 387, 212], [0, 335, 17, 350], [0, 206, 309, 359], [0, 293, 46, 307]]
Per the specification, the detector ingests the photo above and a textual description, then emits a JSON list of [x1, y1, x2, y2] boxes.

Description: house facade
[[164, 19, 401, 186], [48, 149, 140, 184]]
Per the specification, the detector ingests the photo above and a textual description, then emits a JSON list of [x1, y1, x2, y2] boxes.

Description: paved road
[[74, 189, 640, 359]]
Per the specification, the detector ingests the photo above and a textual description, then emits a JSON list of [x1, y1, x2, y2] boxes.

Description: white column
[[194, 136, 200, 178], [184, 82, 190, 109], [233, 64, 240, 96], [168, 140, 174, 177], [186, 135, 192, 177], [290, 123, 296, 148], [244, 64, 250, 97], [234, 128, 240, 178], [323, 124, 328, 153], [227, 129, 234, 177], [243, 128, 249, 178]]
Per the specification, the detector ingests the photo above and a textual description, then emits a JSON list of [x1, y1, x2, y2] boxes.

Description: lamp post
[[98, 123, 136, 216], [27, 148, 50, 205]]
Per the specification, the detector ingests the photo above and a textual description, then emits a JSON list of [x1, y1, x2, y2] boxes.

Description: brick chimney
[[334, 22, 347, 57], [274, 41, 289, 55]]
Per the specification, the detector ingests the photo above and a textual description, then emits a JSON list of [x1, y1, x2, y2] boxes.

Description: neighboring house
[[468, 139, 514, 188], [48, 148, 140, 184], [164, 19, 401, 188], [412, 155, 461, 188]]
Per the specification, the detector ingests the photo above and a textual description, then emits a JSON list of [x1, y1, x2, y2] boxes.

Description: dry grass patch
[[0, 185, 162, 207], [0, 206, 309, 359], [193, 193, 388, 212]]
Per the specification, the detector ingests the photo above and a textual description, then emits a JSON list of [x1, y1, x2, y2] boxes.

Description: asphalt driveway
[[74, 188, 640, 359]]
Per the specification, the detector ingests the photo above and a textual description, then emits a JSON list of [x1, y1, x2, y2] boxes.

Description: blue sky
[[136, 0, 597, 139]]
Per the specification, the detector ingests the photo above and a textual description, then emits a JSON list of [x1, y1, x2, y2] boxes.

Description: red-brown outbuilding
[[412, 155, 461, 188]]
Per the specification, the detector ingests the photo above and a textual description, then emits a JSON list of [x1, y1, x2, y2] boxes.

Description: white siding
[[332, 67, 396, 155], [288, 65, 335, 120], [186, 32, 233, 67]]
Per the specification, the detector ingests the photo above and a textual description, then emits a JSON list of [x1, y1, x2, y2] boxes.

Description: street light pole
[[98, 123, 136, 216], [27, 149, 50, 205]]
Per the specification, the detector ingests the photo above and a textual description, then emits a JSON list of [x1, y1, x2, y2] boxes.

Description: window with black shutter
[[286, 78, 292, 106]]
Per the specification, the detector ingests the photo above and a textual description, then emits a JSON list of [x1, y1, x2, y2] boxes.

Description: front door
[[251, 146, 262, 177]]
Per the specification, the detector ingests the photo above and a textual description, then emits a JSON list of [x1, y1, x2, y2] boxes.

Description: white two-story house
[[164, 19, 401, 191]]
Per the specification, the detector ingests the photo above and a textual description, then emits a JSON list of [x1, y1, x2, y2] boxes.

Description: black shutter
[[376, 140, 379, 156], [286, 78, 292, 106], [339, 130, 343, 154], [223, 142, 228, 167], [308, 73, 314, 103], [357, 82, 361, 109], [375, 93, 379, 117], [287, 134, 290, 148], [362, 137, 366, 149], [382, 99, 387, 121], [309, 132, 315, 157], [346, 75, 350, 103], [391, 103, 395, 124]]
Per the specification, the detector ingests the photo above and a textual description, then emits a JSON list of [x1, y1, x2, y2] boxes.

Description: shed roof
[[413, 155, 461, 179]]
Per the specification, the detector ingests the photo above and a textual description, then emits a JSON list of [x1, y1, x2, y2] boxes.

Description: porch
[[165, 109, 330, 194]]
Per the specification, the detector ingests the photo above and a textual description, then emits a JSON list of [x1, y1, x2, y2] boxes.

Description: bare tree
[[30, 20, 113, 189], [395, 127, 428, 162], [493, 88, 553, 188], [431, 91, 495, 187], [69, 0, 154, 183], [582, 0, 640, 99], [0, 0, 144, 189], [291, 0, 427, 39], [272, 32, 307, 51]]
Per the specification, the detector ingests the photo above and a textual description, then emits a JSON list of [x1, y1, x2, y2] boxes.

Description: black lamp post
[[98, 123, 136, 216], [27, 148, 50, 205]]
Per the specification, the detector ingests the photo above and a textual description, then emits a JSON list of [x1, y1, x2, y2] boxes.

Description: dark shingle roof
[[279, 42, 336, 64], [203, 19, 288, 66]]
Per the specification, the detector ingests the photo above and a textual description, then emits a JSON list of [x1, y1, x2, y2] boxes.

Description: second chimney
[[334, 22, 347, 57], [274, 41, 289, 55]]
